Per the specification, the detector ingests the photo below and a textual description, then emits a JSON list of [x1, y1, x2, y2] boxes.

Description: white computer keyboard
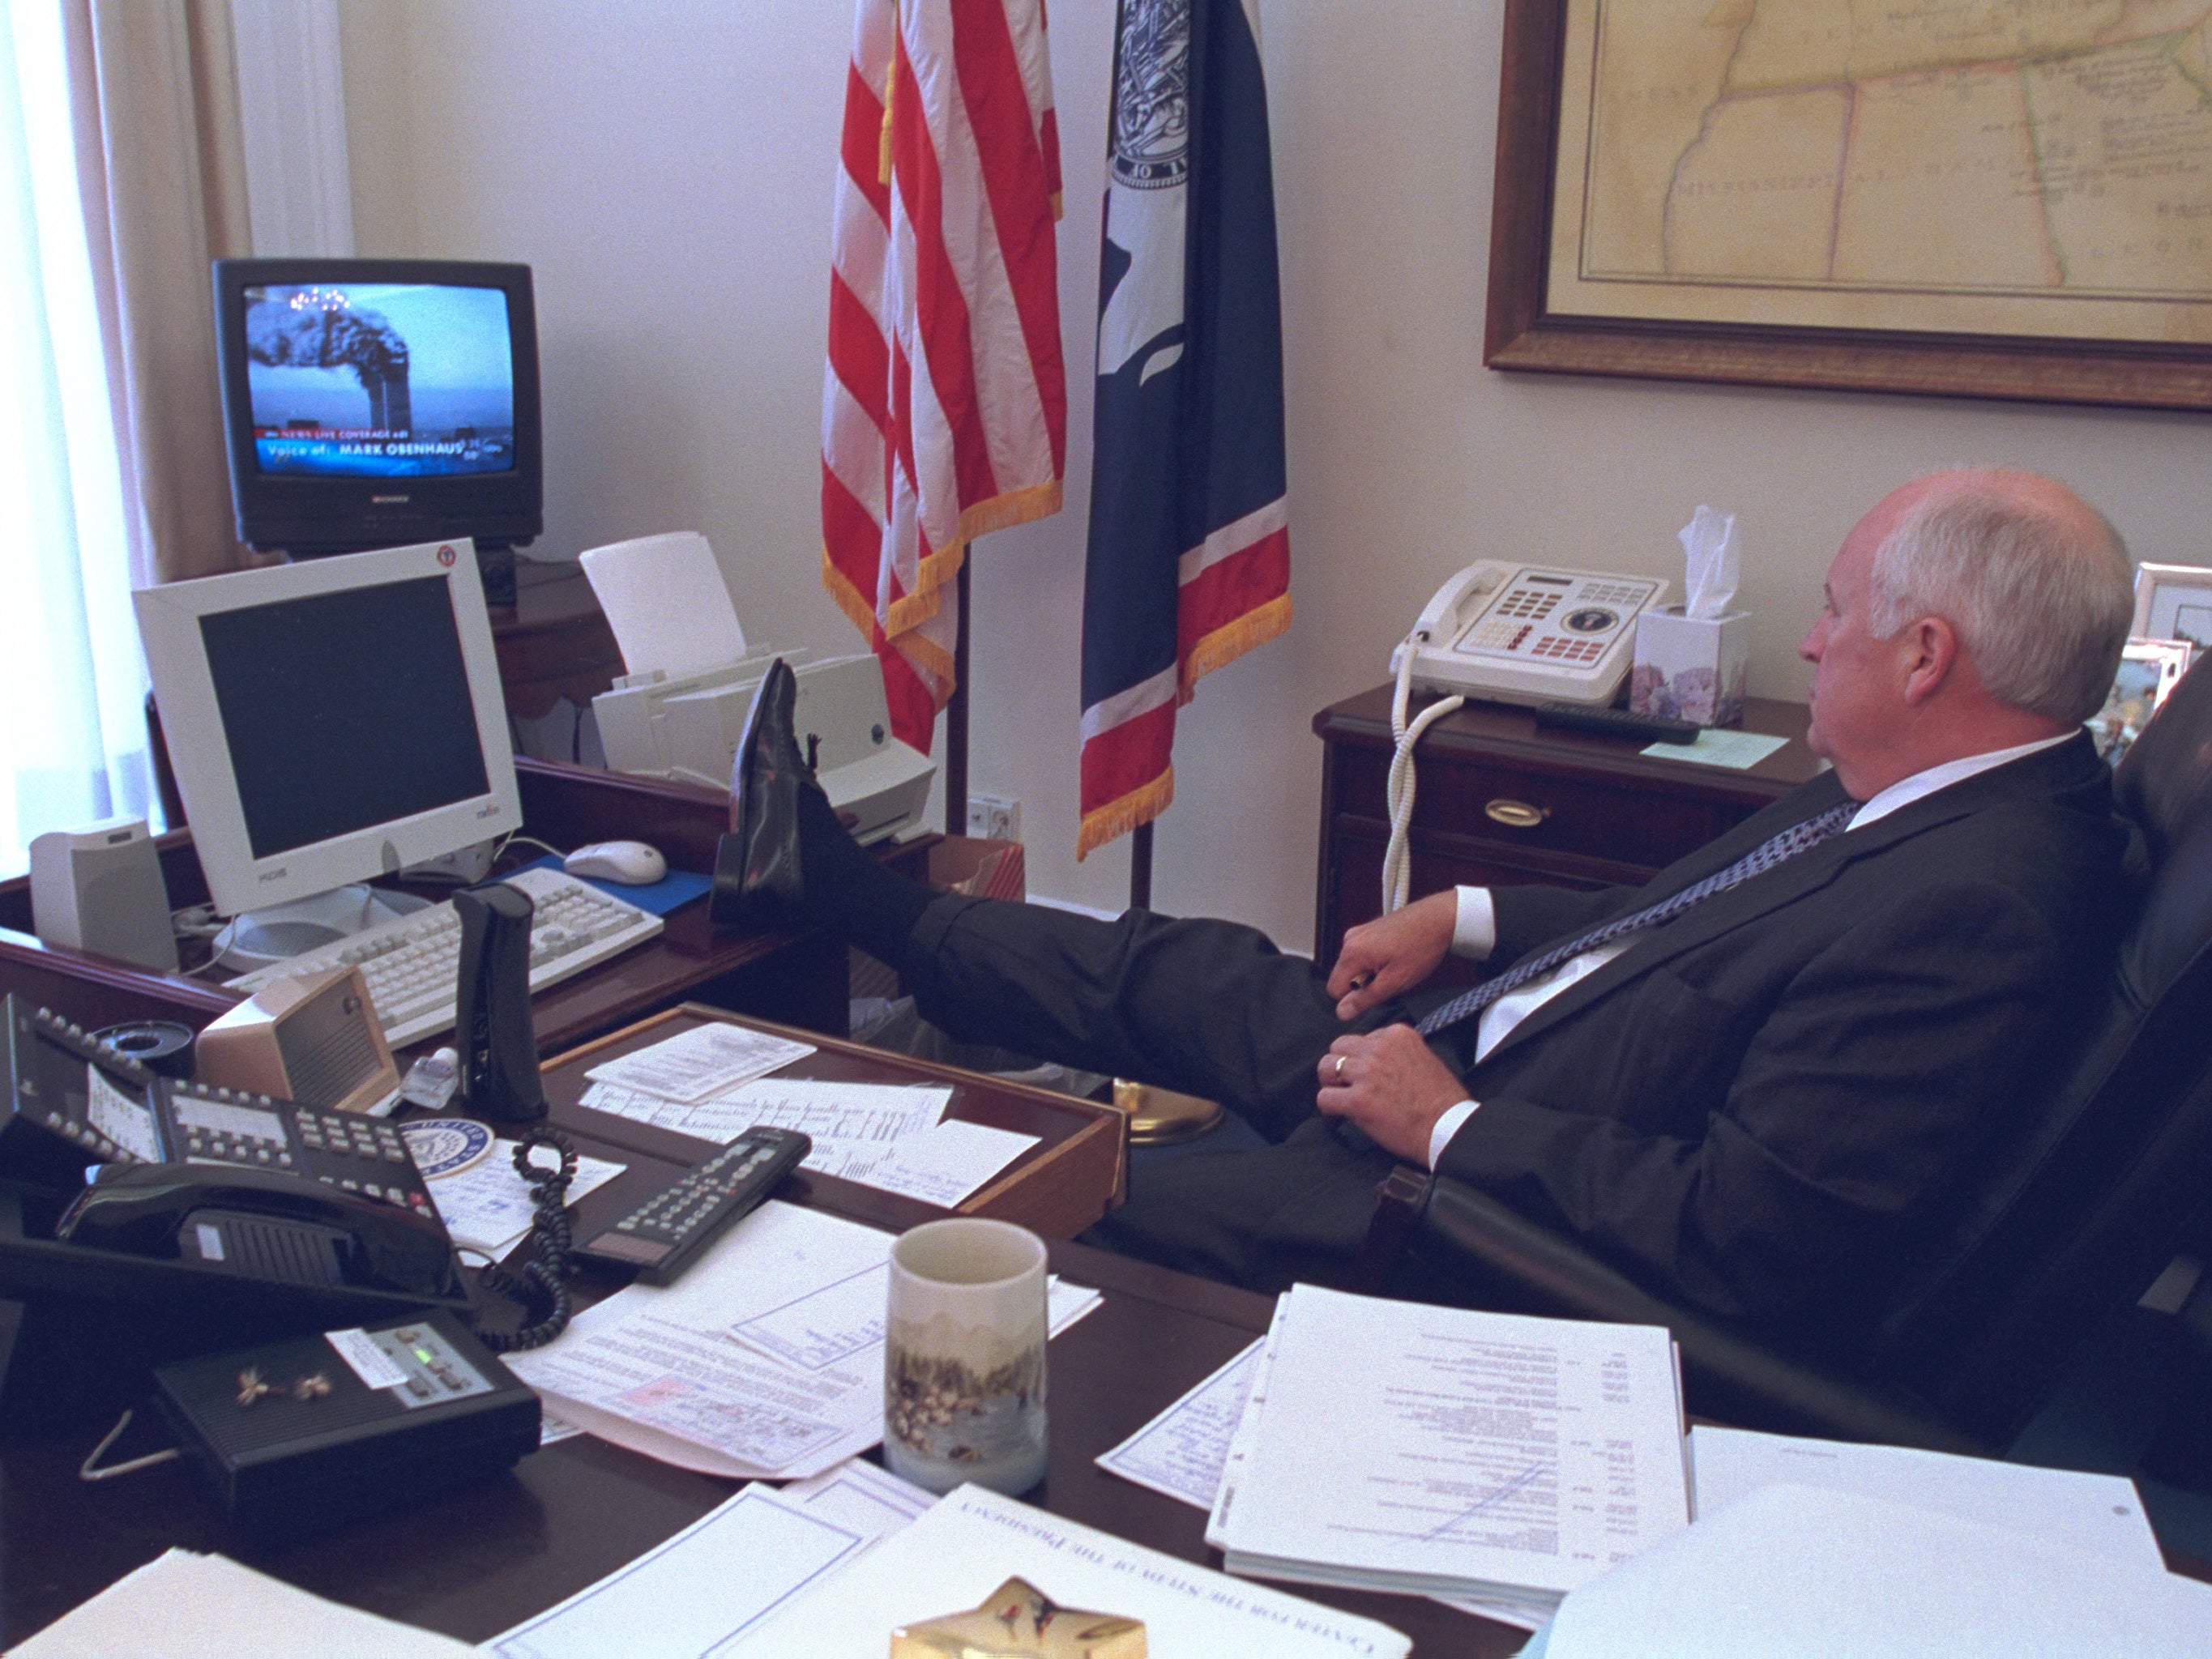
[[224, 867, 665, 1047]]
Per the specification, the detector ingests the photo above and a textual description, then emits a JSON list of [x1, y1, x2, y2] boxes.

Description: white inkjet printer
[[579, 533, 935, 845]]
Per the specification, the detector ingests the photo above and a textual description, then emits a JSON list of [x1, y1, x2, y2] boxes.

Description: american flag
[[1078, 0, 1290, 859], [821, 0, 1068, 754]]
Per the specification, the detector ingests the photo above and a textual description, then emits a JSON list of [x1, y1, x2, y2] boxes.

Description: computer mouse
[[563, 840, 667, 885]]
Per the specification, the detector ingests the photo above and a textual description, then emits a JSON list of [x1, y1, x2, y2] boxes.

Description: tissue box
[[1631, 607, 1749, 727]]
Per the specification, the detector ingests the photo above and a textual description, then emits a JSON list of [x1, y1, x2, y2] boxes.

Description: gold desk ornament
[[890, 1577, 1146, 1659], [1109, 1079, 1223, 1146]]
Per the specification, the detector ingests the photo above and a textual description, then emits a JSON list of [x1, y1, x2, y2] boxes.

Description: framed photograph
[[2087, 638, 2194, 765], [1486, 2, 2212, 410], [2132, 563, 2212, 653]]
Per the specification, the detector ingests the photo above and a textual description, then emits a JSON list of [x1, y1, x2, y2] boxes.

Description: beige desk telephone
[[1390, 561, 1670, 710], [1377, 561, 1671, 915]]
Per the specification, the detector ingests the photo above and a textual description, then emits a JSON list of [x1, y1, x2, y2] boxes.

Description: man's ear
[[1900, 615, 1961, 706]]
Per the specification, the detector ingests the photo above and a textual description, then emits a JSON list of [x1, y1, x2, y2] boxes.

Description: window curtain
[[0, 1, 254, 879], [69, 0, 255, 586]]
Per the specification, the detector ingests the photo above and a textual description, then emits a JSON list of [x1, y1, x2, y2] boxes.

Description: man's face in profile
[[1800, 484, 1926, 799]]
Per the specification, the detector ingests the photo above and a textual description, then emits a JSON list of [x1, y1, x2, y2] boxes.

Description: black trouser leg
[[1080, 1118, 1402, 1290], [904, 894, 1354, 1142]]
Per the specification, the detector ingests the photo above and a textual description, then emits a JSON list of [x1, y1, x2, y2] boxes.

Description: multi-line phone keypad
[[4, 1004, 439, 1226], [151, 1080, 435, 1220], [1451, 571, 1663, 671]]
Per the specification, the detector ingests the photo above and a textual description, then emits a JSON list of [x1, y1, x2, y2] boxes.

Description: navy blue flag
[[1077, 0, 1289, 858]]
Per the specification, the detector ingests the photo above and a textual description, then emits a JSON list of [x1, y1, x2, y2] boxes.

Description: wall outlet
[[967, 793, 1021, 843]]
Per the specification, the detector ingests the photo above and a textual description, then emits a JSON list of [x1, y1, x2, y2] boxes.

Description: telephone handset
[[57, 1161, 459, 1301], [1391, 561, 1669, 709]]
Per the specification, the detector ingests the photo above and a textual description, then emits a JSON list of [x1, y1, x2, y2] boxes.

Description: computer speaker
[[28, 817, 178, 972], [194, 964, 401, 1115]]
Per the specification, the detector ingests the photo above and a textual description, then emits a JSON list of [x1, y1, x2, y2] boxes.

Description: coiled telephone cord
[[1382, 635, 1465, 915], [473, 1125, 578, 1353]]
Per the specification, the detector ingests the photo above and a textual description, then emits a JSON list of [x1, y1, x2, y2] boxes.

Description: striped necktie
[[1415, 800, 1860, 1039]]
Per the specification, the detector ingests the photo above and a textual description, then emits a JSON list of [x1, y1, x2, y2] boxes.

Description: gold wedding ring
[[1332, 1055, 1348, 1082]]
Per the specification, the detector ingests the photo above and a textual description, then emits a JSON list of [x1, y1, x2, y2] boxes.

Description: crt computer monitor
[[132, 539, 523, 926], [211, 259, 542, 559]]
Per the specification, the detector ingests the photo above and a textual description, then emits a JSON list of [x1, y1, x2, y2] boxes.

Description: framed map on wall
[[1486, 1, 2212, 409]]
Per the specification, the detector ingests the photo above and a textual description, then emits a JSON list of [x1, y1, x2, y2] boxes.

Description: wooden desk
[[0, 759, 934, 1053], [489, 561, 623, 721], [540, 1004, 1127, 1239], [0, 1239, 1510, 1656], [1313, 685, 1823, 978]]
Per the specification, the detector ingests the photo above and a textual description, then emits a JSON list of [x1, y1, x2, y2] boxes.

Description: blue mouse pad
[[515, 853, 712, 916]]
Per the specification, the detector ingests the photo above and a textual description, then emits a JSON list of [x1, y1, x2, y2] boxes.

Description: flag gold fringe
[[879, 476, 1063, 639], [899, 626, 956, 686], [1181, 593, 1292, 696], [821, 550, 880, 642], [819, 549, 951, 694], [1077, 767, 1175, 862]]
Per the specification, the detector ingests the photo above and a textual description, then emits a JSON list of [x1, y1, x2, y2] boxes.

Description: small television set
[[133, 539, 522, 953], [211, 259, 542, 599]]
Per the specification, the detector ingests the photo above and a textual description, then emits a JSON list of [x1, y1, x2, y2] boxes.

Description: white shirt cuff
[[1428, 1098, 1480, 1169], [1451, 887, 1497, 958]]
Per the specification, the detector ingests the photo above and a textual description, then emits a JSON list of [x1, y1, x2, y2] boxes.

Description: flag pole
[[1130, 821, 1152, 911], [946, 561, 971, 838]]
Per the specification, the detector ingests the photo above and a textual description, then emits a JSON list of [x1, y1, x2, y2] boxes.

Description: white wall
[[339, 0, 2212, 954]]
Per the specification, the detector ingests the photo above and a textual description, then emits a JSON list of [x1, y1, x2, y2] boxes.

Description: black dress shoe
[[711, 658, 806, 928]]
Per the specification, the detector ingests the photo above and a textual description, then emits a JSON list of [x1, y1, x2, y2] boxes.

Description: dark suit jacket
[[1430, 732, 2132, 1328]]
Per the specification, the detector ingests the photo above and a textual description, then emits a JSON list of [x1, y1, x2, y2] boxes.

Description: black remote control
[[1533, 701, 1704, 744], [574, 1125, 812, 1284]]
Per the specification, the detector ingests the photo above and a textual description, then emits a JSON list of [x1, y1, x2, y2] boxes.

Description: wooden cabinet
[[1312, 686, 1823, 978]]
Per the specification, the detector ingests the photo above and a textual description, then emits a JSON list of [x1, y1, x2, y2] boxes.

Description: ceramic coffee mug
[[883, 1217, 1048, 1496]]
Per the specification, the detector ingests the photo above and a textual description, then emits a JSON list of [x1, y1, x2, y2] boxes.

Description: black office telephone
[[0, 996, 474, 1428], [2, 998, 463, 1293]]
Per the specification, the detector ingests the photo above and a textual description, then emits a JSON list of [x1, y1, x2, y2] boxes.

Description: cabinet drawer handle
[[1484, 799, 1548, 830]]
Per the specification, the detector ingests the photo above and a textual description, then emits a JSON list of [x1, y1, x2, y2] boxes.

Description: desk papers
[[11, 1548, 477, 1657], [1211, 1285, 1689, 1614], [1689, 1425, 2167, 1567], [1639, 730, 1790, 770], [856, 1115, 1039, 1206], [584, 1070, 1035, 1207], [506, 1200, 1099, 1478], [487, 1461, 934, 1659], [506, 1201, 896, 1478], [1095, 1337, 1263, 1508], [1539, 1484, 2212, 1658], [585, 1024, 816, 1103], [727, 1483, 1412, 1658]]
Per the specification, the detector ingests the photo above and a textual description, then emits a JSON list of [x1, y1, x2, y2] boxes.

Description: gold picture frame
[[1484, 2, 2212, 411]]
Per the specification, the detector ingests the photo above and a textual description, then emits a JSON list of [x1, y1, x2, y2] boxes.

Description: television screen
[[242, 282, 516, 480]]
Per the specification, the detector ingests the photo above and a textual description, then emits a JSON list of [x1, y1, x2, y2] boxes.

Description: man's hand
[[1316, 1024, 1468, 1164], [1326, 891, 1457, 1019]]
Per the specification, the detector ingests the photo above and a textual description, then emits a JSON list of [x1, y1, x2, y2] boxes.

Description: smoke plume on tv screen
[[244, 284, 515, 478]]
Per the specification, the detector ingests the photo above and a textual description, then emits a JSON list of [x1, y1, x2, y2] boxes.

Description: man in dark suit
[[723, 469, 2137, 1327]]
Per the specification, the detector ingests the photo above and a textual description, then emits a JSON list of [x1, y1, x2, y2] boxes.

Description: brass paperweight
[[890, 1577, 1146, 1658], [1109, 1079, 1223, 1146]]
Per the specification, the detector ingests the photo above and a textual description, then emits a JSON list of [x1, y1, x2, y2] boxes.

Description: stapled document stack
[[1207, 1284, 1690, 1621]]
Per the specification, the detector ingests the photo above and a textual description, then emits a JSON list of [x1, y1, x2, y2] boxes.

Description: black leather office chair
[[1360, 651, 2212, 1458]]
